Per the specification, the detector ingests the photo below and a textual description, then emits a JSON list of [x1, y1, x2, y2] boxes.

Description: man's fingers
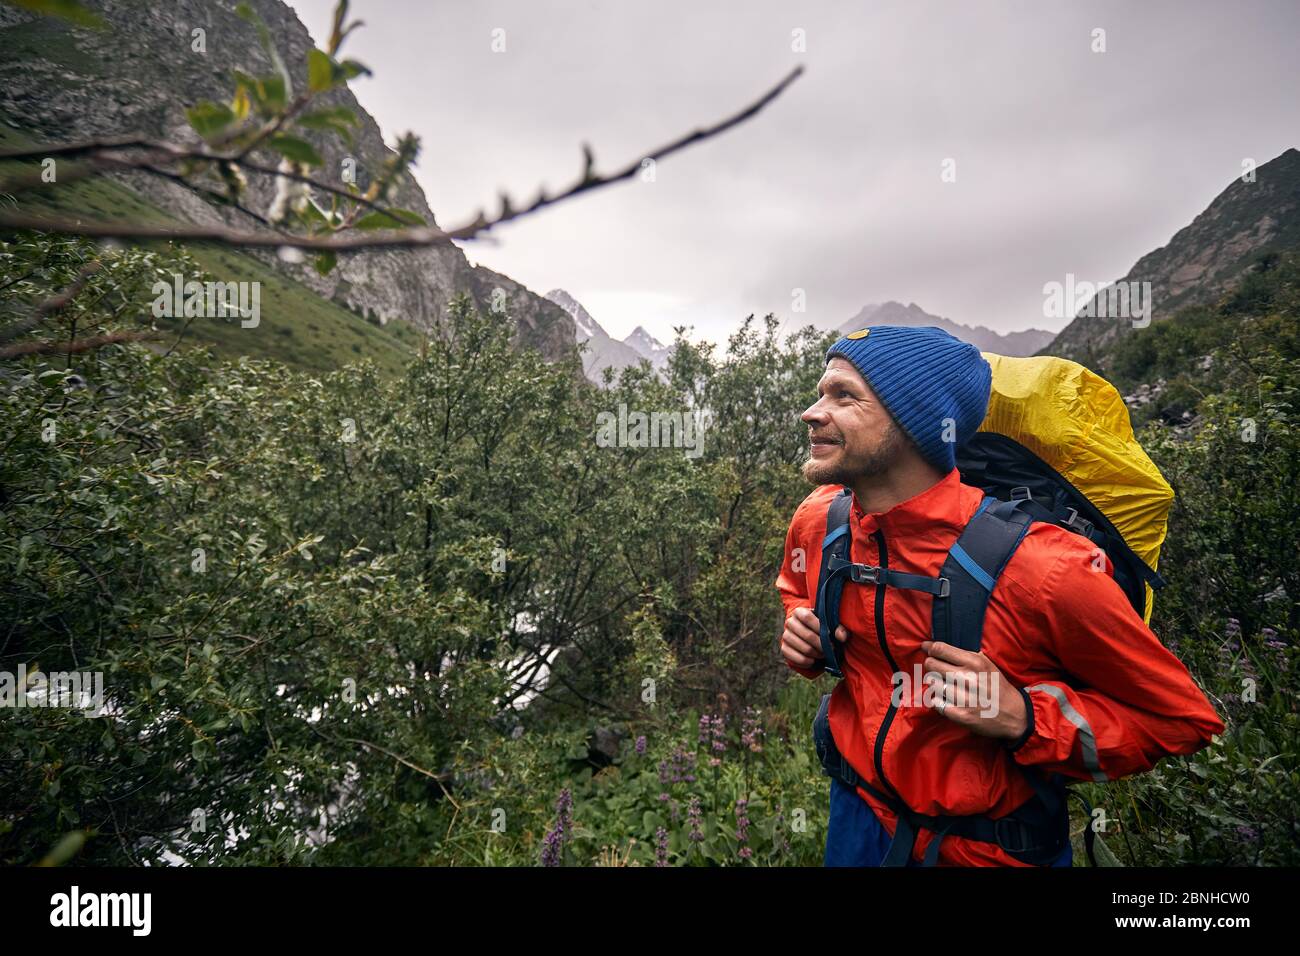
[[782, 625, 823, 661], [920, 640, 987, 669], [782, 608, 848, 667], [781, 637, 819, 668], [922, 655, 967, 679], [788, 607, 820, 643]]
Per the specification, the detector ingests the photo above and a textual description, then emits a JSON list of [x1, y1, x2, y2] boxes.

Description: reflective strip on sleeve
[[1024, 682, 1108, 782]]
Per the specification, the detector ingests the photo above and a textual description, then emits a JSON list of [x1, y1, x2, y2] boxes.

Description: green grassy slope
[[1, 119, 419, 376]]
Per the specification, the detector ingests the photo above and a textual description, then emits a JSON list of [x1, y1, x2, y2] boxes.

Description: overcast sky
[[287, 0, 1299, 346]]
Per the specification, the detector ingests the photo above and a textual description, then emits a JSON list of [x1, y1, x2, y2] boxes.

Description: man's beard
[[801, 419, 905, 487]]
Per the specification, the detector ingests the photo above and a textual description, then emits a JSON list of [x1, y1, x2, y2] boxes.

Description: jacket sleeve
[[775, 503, 824, 681], [1006, 540, 1225, 782]]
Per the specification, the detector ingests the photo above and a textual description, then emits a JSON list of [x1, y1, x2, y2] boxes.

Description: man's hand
[[781, 606, 848, 669], [919, 640, 1028, 741]]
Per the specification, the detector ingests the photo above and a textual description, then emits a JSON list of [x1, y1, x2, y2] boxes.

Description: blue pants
[[824, 778, 1073, 867]]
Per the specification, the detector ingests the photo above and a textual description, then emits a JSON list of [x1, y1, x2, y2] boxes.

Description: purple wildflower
[[774, 803, 790, 854], [1262, 627, 1286, 652], [540, 787, 572, 867], [711, 713, 727, 755], [670, 744, 697, 783], [688, 796, 704, 843], [635, 734, 647, 755], [655, 826, 669, 867], [741, 706, 765, 753], [735, 797, 751, 860]]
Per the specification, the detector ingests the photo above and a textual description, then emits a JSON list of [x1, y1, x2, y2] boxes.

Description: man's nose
[[801, 401, 827, 425]]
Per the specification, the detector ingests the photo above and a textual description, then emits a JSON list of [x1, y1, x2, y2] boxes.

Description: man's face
[[800, 357, 906, 485]]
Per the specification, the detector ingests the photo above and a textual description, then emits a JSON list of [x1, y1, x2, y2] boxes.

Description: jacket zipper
[[870, 528, 904, 804]]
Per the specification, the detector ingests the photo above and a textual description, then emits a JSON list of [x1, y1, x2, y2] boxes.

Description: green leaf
[[298, 199, 330, 229], [1091, 832, 1126, 867], [314, 250, 337, 275], [5, 0, 105, 29], [36, 831, 87, 867], [186, 101, 236, 140], [268, 134, 322, 167], [236, 2, 272, 53], [256, 74, 287, 115], [337, 59, 371, 80], [300, 106, 357, 126], [299, 107, 357, 147], [307, 49, 334, 93], [354, 208, 425, 230]]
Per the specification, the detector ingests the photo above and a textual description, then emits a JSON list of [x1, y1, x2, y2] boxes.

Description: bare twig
[[308, 725, 461, 810], [0, 329, 158, 359], [137, 163, 279, 230], [0, 140, 416, 226], [0, 66, 804, 251], [0, 258, 101, 345]]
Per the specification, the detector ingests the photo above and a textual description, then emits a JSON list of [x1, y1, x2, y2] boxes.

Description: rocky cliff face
[[0, 0, 578, 363], [1046, 147, 1300, 365]]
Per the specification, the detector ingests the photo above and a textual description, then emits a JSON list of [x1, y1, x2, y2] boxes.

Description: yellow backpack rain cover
[[976, 353, 1173, 623]]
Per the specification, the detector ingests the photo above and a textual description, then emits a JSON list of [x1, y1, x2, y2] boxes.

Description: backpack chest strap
[[930, 496, 1034, 654], [813, 490, 952, 678]]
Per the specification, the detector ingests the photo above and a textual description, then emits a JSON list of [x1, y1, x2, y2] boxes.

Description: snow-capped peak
[[625, 325, 666, 354]]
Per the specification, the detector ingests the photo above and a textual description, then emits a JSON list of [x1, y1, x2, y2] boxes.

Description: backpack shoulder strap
[[932, 496, 1034, 654], [813, 487, 854, 677]]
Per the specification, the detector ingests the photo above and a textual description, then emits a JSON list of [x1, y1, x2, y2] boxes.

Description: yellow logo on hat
[[846, 328, 870, 340]]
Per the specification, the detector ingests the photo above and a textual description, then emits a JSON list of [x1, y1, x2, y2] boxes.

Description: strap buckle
[[848, 563, 880, 585], [936, 577, 950, 598], [1010, 486, 1032, 501], [1062, 507, 1094, 538], [993, 817, 1036, 854]]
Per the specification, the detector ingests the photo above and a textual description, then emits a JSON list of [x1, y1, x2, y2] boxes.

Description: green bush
[[1, 237, 1294, 866]]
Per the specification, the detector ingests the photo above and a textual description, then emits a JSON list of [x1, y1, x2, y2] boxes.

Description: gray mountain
[[0, 0, 577, 363], [1046, 147, 1300, 365], [623, 325, 673, 369], [545, 289, 646, 382], [839, 302, 1055, 356]]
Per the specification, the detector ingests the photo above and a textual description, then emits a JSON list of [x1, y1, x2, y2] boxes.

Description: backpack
[[811, 353, 1174, 866]]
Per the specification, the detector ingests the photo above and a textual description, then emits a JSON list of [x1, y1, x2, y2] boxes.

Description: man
[[775, 325, 1225, 867]]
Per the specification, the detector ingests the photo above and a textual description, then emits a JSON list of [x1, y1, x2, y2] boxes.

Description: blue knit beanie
[[825, 326, 992, 473]]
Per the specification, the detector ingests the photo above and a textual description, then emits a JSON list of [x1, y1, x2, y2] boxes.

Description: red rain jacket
[[776, 468, 1225, 866]]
